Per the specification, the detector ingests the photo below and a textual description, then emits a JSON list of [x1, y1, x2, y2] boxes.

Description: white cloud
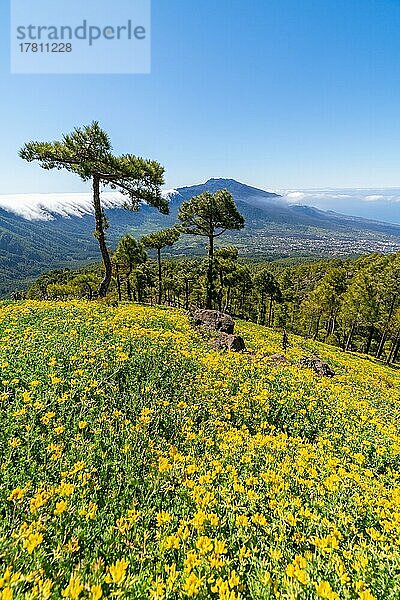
[[283, 188, 400, 206], [0, 189, 177, 221], [365, 195, 385, 202], [2, 186, 400, 224], [285, 191, 306, 201]]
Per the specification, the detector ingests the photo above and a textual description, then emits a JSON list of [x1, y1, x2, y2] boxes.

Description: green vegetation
[[26, 250, 400, 365], [142, 228, 181, 304], [1, 301, 400, 599]]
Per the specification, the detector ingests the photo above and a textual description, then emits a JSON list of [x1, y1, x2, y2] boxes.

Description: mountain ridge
[[1, 178, 400, 297]]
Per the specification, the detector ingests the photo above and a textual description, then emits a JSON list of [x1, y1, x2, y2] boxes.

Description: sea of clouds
[[281, 188, 400, 224], [0, 190, 175, 222], [1, 188, 400, 225]]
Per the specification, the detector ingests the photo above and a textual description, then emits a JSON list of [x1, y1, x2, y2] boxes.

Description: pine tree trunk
[[331, 316, 336, 336], [365, 326, 374, 355], [240, 286, 246, 312], [376, 295, 397, 358], [206, 235, 214, 309], [218, 271, 224, 312], [324, 317, 332, 342], [127, 278, 132, 301], [376, 331, 388, 359], [85, 283, 93, 301], [116, 265, 122, 302], [224, 285, 231, 313], [259, 290, 266, 325], [307, 320, 314, 338], [313, 315, 321, 341], [185, 279, 190, 310], [93, 175, 112, 298], [392, 337, 400, 364], [268, 298, 274, 327], [157, 248, 162, 305], [345, 322, 356, 351], [387, 335, 398, 364]]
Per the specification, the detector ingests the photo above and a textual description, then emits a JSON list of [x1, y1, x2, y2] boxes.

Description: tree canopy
[[141, 227, 181, 251], [178, 190, 245, 238]]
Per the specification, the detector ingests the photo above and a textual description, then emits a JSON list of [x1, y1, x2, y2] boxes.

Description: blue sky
[[1, 0, 400, 194]]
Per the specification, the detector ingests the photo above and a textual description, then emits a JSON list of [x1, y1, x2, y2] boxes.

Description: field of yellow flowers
[[1, 301, 400, 600]]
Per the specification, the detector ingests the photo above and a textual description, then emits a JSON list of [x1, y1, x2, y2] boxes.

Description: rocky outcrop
[[192, 310, 235, 334], [191, 309, 246, 352], [193, 310, 235, 335], [268, 353, 290, 366], [210, 332, 246, 352], [299, 356, 335, 378]]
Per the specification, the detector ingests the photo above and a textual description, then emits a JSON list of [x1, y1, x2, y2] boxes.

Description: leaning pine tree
[[178, 190, 244, 309], [20, 122, 167, 297]]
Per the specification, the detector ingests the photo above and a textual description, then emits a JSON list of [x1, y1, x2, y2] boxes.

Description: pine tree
[[20, 122, 166, 297], [141, 228, 181, 304], [214, 247, 239, 312], [254, 269, 282, 327], [177, 190, 244, 309], [375, 254, 400, 358], [114, 235, 147, 301]]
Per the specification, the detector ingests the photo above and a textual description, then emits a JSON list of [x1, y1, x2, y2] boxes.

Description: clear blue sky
[[1, 0, 400, 193]]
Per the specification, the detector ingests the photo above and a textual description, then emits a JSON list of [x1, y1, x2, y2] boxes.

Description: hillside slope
[[1, 301, 399, 599]]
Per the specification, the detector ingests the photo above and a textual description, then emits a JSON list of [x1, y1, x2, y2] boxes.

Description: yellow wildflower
[[235, 514, 249, 527], [64, 538, 80, 554], [105, 559, 128, 585], [196, 536, 213, 554], [62, 575, 83, 600], [184, 551, 200, 572], [149, 580, 165, 600], [7, 488, 25, 502], [90, 585, 102, 600], [157, 511, 172, 526], [316, 581, 339, 599], [228, 570, 240, 588], [23, 533, 43, 554], [165, 563, 179, 590], [182, 573, 201, 597], [54, 500, 67, 515], [163, 534, 180, 550]]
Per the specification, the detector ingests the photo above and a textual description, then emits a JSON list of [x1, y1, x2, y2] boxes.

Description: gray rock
[[299, 356, 335, 377], [268, 353, 290, 366], [193, 309, 235, 334], [211, 332, 246, 352]]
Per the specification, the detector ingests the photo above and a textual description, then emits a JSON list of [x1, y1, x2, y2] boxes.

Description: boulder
[[268, 353, 290, 366], [299, 356, 335, 378], [193, 309, 235, 334], [211, 332, 246, 352]]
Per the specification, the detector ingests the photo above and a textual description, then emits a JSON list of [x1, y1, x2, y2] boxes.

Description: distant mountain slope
[[283, 188, 400, 224], [170, 179, 400, 235], [1, 178, 400, 296]]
